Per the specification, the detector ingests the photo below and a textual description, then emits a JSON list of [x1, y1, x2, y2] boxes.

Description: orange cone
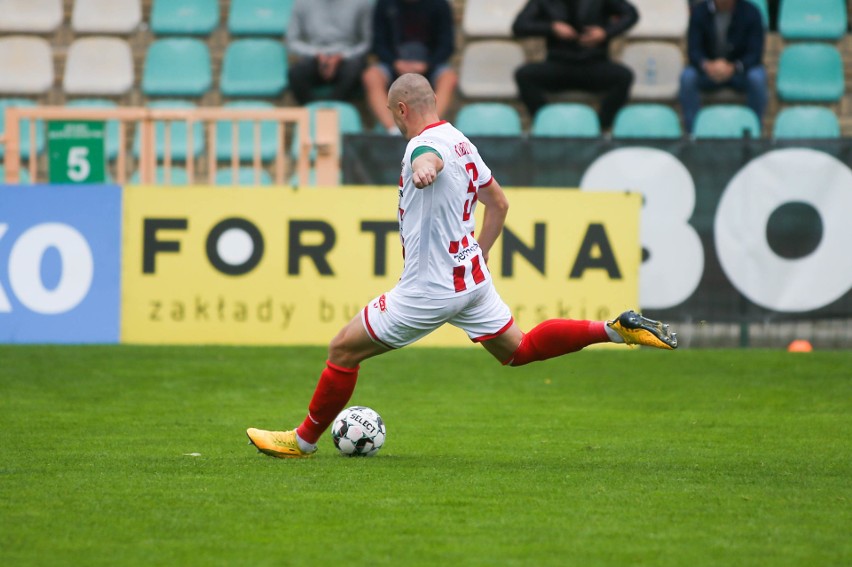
[[787, 339, 813, 353]]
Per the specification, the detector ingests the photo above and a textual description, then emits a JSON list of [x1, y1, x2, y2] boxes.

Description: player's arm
[[411, 147, 444, 189], [476, 177, 509, 264]]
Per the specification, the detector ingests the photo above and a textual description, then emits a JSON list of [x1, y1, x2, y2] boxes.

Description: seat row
[[455, 102, 842, 139], [459, 39, 846, 104], [3, 31, 845, 105], [0, 36, 288, 98], [464, 0, 847, 41], [0, 0, 294, 36]]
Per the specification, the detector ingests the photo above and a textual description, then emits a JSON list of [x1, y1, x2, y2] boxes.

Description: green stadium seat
[[531, 103, 600, 138], [220, 39, 288, 98], [228, 0, 295, 36], [776, 43, 845, 103], [613, 104, 682, 139], [779, 0, 847, 40], [693, 105, 761, 138], [150, 0, 219, 36], [130, 166, 190, 185], [772, 106, 841, 139], [215, 100, 281, 162], [454, 103, 522, 136], [0, 98, 43, 159], [132, 100, 206, 161], [66, 99, 122, 161], [292, 100, 364, 162], [214, 167, 273, 186], [142, 38, 212, 97]]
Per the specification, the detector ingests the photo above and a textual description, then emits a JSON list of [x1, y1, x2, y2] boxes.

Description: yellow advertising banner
[[122, 186, 640, 346]]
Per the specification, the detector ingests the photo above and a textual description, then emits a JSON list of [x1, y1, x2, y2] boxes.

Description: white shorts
[[361, 283, 514, 349]]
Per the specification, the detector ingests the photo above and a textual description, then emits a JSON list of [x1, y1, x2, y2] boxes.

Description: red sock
[[508, 320, 609, 366], [296, 361, 359, 444]]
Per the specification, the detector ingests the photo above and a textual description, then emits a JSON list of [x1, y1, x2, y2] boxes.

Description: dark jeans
[[514, 59, 634, 129], [679, 65, 768, 133], [288, 55, 366, 105]]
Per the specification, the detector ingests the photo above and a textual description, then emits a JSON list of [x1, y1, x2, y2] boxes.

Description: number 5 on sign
[[67, 147, 91, 182], [47, 121, 106, 184]]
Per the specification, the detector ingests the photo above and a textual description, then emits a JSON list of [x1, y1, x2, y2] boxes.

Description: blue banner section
[[0, 185, 122, 343]]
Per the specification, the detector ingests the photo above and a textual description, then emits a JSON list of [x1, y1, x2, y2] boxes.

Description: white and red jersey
[[396, 120, 495, 299]]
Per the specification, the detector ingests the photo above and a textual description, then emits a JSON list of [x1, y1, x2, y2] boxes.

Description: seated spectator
[[363, 0, 458, 133], [287, 0, 373, 105], [512, 0, 638, 132], [679, 0, 767, 133]]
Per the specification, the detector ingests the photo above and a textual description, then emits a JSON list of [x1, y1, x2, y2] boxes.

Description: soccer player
[[247, 73, 677, 458]]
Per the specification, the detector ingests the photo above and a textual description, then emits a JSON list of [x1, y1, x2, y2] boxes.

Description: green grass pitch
[[0, 345, 849, 567]]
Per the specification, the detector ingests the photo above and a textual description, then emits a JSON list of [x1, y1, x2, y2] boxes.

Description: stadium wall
[[2, 137, 852, 347]]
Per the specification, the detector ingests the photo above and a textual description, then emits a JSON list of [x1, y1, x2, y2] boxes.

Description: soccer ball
[[331, 406, 386, 457]]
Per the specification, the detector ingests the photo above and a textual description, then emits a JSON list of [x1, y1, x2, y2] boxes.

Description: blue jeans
[[679, 65, 768, 133]]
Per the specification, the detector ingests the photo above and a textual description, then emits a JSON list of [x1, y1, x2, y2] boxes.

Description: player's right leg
[[247, 312, 390, 458]]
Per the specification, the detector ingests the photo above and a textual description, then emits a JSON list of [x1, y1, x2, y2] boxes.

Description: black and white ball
[[331, 406, 386, 457]]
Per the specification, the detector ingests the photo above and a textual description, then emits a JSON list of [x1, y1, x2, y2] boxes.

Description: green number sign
[[47, 121, 107, 184]]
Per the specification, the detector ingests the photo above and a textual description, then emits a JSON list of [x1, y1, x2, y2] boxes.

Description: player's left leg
[[483, 311, 677, 367], [469, 285, 677, 365], [481, 319, 612, 366], [456, 284, 614, 365]]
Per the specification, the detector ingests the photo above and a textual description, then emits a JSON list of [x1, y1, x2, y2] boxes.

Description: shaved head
[[388, 73, 437, 113]]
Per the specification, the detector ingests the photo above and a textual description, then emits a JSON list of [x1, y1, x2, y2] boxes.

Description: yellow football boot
[[246, 428, 316, 458], [607, 310, 678, 350]]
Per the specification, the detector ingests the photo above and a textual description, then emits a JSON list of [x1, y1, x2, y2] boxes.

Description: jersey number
[[451, 160, 485, 293], [462, 162, 479, 221]]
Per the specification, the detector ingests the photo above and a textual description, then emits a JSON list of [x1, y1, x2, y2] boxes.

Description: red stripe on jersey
[[448, 241, 459, 254], [472, 317, 515, 343], [453, 266, 467, 293], [461, 235, 469, 248], [481, 175, 494, 188], [398, 175, 403, 187], [471, 254, 486, 284], [362, 306, 394, 349]]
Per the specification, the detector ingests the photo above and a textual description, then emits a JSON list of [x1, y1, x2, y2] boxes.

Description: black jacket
[[512, 0, 638, 62], [372, 0, 455, 72], [687, 0, 764, 73]]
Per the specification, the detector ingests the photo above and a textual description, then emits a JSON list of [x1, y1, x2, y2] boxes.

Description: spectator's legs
[[744, 65, 768, 126], [432, 68, 458, 119], [679, 66, 703, 133], [331, 56, 367, 102], [363, 64, 394, 131], [289, 56, 321, 106], [516, 61, 632, 130], [590, 62, 633, 130], [515, 61, 566, 119]]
